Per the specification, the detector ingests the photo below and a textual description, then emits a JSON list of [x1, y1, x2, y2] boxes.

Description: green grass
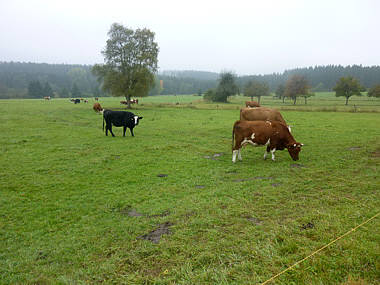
[[0, 96, 379, 284]]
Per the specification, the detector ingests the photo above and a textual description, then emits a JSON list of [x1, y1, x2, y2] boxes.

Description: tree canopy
[[284, 75, 310, 105], [92, 23, 159, 107], [244, 80, 269, 103], [367, 84, 380, 98], [213, 72, 238, 102], [333, 76, 363, 105]]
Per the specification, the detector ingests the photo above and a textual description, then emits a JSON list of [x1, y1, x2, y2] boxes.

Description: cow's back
[[240, 107, 286, 125]]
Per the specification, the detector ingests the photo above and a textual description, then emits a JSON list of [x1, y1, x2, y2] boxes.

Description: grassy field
[[0, 94, 379, 284]]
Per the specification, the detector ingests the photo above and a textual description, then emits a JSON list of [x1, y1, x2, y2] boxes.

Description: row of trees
[[27, 80, 82, 98], [205, 73, 380, 105]]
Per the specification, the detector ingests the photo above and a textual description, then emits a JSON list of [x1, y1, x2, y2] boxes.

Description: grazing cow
[[103, 110, 143, 137], [84, 99, 88, 103], [245, 101, 260, 107], [70, 98, 81, 104], [95, 97, 99, 101], [232, 120, 303, 162], [93, 102, 103, 113], [44, 96, 51, 100], [120, 99, 138, 105], [240, 107, 287, 126]]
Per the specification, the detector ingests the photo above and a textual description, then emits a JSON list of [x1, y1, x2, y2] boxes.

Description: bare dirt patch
[[195, 185, 205, 189], [138, 222, 173, 243], [157, 174, 168, 177], [233, 177, 273, 182], [244, 215, 262, 225], [370, 149, 380, 158], [291, 163, 306, 168], [348, 146, 361, 151], [301, 222, 315, 230], [204, 153, 224, 160]]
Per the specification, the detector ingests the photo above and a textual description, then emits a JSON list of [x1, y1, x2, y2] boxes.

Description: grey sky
[[1, 0, 379, 75]]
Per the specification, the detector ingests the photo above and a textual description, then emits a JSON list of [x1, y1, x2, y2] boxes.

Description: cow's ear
[[139, 116, 143, 120]]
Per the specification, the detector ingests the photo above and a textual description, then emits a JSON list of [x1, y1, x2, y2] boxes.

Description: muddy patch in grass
[[204, 153, 224, 160], [138, 222, 173, 243], [195, 185, 205, 189], [233, 176, 273, 182], [117, 206, 169, 218], [291, 163, 306, 168], [348, 146, 361, 151], [157, 174, 168, 177], [244, 215, 262, 225], [370, 149, 380, 158], [301, 222, 315, 230]]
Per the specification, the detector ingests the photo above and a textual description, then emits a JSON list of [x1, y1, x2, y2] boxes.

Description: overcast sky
[[1, 0, 379, 75]]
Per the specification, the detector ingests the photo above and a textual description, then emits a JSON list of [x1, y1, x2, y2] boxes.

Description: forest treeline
[[0, 61, 379, 99]]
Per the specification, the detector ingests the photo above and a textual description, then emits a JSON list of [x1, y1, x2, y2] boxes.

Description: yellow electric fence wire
[[261, 212, 380, 285]]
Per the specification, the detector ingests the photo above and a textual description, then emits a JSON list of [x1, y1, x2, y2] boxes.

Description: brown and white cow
[[93, 102, 103, 113], [245, 101, 260, 108], [232, 120, 303, 163], [44, 96, 51, 100], [240, 107, 287, 126]]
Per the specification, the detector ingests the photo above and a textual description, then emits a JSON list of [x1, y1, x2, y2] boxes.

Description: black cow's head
[[133, 116, 143, 126], [287, 142, 303, 161]]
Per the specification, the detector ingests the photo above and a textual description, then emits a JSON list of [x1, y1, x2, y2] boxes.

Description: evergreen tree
[[43, 82, 53, 98], [71, 83, 81, 98], [213, 72, 238, 102], [28, 80, 43, 98]]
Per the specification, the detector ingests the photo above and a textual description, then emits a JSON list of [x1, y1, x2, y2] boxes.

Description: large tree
[[92, 23, 158, 108], [284, 75, 310, 105], [333, 76, 362, 105], [213, 72, 238, 102], [244, 80, 269, 104], [367, 84, 380, 98]]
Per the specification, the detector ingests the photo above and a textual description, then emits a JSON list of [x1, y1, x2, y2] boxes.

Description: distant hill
[[1, 62, 379, 99], [159, 70, 219, 81]]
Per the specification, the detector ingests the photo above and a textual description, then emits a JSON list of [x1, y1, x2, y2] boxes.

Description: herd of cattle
[[91, 99, 303, 163]]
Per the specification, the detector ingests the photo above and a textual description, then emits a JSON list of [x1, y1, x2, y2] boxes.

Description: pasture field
[[0, 96, 379, 284]]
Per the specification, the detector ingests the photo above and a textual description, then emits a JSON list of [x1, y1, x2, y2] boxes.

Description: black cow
[[102, 110, 143, 137]]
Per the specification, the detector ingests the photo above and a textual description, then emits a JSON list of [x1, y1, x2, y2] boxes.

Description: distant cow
[[240, 107, 287, 126], [120, 99, 139, 105], [103, 110, 143, 137], [95, 97, 99, 101], [70, 98, 81, 104], [93, 102, 103, 113], [245, 101, 260, 107], [232, 120, 303, 162], [84, 99, 88, 103], [44, 96, 51, 100]]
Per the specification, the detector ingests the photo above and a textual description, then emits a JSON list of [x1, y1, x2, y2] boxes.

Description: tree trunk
[[293, 96, 297, 105], [304, 97, 307, 105], [126, 96, 131, 109], [282, 96, 285, 103], [345, 96, 349, 105]]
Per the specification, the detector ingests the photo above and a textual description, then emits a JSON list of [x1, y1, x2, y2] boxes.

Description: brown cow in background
[[93, 102, 103, 113], [240, 107, 287, 126], [245, 101, 260, 107]]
